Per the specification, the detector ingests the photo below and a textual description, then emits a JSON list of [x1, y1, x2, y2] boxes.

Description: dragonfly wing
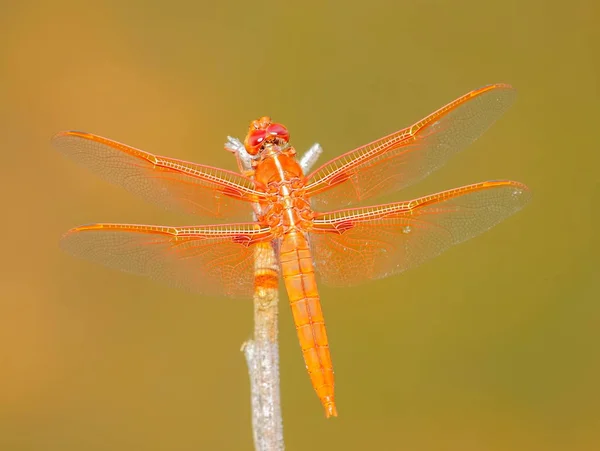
[[305, 84, 516, 210], [61, 222, 276, 298], [310, 180, 530, 286], [53, 131, 266, 220]]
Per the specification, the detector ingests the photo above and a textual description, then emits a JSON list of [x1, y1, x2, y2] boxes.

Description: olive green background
[[1, 1, 598, 450]]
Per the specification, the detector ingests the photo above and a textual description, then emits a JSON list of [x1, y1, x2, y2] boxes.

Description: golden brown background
[[1, 0, 598, 450]]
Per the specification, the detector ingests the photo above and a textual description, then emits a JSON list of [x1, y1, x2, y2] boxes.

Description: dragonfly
[[54, 83, 530, 418]]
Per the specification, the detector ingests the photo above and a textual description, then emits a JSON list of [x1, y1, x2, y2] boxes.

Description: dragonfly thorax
[[260, 195, 315, 234]]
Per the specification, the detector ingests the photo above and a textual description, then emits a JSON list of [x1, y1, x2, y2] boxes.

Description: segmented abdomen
[[280, 229, 337, 417]]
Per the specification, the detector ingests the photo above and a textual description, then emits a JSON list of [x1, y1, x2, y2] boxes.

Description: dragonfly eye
[[244, 129, 267, 155], [244, 118, 289, 155], [266, 123, 290, 143]]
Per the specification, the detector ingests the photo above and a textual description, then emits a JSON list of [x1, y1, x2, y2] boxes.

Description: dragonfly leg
[[225, 135, 255, 175], [300, 143, 323, 173], [224, 136, 264, 221]]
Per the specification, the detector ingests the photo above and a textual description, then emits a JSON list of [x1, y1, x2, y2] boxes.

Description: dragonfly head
[[244, 116, 290, 156]]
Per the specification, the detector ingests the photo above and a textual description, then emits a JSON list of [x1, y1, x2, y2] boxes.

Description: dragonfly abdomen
[[280, 229, 337, 418]]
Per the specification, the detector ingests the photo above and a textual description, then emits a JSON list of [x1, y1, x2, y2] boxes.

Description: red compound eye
[[266, 123, 290, 142], [244, 129, 267, 155]]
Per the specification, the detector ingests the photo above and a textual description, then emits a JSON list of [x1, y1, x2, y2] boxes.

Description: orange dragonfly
[[54, 84, 530, 418]]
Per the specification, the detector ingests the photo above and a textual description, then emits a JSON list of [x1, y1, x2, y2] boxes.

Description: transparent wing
[[61, 222, 275, 298], [53, 131, 267, 220], [305, 84, 516, 210], [309, 180, 530, 286]]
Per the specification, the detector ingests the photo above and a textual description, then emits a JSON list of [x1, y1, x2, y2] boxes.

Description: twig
[[242, 241, 284, 451], [226, 135, 284, 449]]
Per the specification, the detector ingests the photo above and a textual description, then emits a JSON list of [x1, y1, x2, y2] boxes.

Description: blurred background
[[0, 0, 598, 450]]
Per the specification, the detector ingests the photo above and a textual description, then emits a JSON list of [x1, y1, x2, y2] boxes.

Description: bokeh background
[[1, 0, 598, 450]]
